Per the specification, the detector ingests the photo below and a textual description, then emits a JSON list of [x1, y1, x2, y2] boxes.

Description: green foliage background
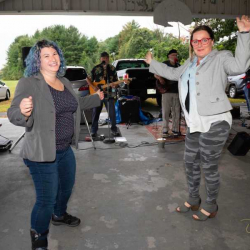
[[1, 18, 238, 80]]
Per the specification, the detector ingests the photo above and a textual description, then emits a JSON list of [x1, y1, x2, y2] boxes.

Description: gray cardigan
[[149, 33, 250, 116], [7, 72, 100, 162]]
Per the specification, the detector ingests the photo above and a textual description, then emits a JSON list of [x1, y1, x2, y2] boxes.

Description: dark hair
[[24, 39, 66, 77], [189, 25, 214, 59], [167, 49, 178, 57], [100, 51, 109, 57]]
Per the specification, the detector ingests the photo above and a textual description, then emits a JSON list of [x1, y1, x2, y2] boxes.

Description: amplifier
[[230, 106, 240, 119], [119, 98, 140, 124], [227, 132, 250, 156]]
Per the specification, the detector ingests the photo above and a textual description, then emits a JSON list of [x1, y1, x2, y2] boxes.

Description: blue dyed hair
[[24, 39, 66, 77]]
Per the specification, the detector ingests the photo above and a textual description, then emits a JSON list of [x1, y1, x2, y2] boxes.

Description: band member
[[90, 51, 119, 137], [155, 49, 181, 137]]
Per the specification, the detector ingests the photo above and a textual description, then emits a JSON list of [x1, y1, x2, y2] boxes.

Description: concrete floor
[[0, 103, 250, 250]]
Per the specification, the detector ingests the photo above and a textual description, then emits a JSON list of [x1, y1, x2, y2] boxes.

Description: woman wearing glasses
[[145, 15, 250, 221]]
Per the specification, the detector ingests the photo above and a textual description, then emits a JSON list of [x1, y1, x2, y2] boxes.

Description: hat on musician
[[167, 49, 177, 57]]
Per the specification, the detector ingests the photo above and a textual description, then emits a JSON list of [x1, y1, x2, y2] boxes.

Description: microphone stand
[[103, 63, 115, 144]]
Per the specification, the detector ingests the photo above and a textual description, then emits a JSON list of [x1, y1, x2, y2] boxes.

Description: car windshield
[[116, 61, 148, 71], [64, 68, 87, 81]]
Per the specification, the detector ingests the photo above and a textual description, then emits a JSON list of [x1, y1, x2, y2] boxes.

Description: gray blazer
[[150, 33, 250, 116], [7, 72, 100, 162]]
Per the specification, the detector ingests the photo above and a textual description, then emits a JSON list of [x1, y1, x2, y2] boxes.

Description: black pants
[[91, 98, 117, 134]]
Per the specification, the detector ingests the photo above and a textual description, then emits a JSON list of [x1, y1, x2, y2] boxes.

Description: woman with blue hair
[[8, 39, 104, 249]]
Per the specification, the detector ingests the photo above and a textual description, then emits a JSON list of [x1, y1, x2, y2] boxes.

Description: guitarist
[[155, 49, 181, 137], [90, 51, 119, 137]]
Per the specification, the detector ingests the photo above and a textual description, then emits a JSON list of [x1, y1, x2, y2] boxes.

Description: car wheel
[[229, 85, 237, 98], [5, 90, 10, 100]]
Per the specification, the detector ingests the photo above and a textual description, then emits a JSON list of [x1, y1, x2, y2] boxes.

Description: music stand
[[9, 131, 25, 153], [82, 109, 96, 149]]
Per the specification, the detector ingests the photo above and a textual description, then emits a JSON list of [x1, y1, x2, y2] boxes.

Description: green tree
[[85, 37, 99, 57], [35, 25, 88, 65], [119, 20, 140, 47], [149, 32, 189, 64], [2, 35, 34, 80], [125, 28, 153, 58], [2, 25, 94, 79], [98, 35, 119, 61]]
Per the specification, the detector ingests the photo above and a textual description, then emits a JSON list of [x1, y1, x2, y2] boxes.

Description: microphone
[[101, 60, 106, 65]]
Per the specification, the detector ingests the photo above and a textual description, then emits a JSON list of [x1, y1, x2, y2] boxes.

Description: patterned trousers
[[184, 120, 230, 205]]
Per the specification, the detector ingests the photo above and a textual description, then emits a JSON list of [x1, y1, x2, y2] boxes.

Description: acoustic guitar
[[87, 77, 131, 95]]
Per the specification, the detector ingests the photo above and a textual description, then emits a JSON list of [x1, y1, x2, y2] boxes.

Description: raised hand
[[236, 15, 250, 32], [20, 96, 33, 118], [145, 51, 153, 65]]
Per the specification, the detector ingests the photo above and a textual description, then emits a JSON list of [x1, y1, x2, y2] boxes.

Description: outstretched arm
[[236, 15, 250, 32], [223, 15, 250, 75]]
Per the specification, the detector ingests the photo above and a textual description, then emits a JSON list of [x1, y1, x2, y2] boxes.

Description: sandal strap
[[202, 203, 217, 213], [194, 210, 210, 221], [177, 203, 191, 213], [187, 197, 201, 206]]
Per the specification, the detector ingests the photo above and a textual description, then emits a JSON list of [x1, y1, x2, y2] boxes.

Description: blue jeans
[[24, 146, 76, 239], [243, 85, 250, 112], [91, 98, 117, 134]]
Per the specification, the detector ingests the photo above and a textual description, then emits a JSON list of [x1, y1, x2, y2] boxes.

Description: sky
[[0, 15, 190, 70]]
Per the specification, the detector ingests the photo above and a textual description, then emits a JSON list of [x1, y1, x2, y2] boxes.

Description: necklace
[[46, 77, 64, 91]]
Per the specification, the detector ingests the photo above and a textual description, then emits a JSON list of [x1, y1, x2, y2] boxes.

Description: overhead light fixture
[[153, 0, 192, 27]]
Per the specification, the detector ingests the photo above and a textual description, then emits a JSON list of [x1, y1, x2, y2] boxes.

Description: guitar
[[88, 77, 131, 95]]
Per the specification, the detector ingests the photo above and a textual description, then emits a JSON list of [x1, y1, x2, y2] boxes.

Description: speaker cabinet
[[227, 132, 250, 156], [230, 106, 240, 119], [119, 98, 140, 124], [22, 47, 31, 67]]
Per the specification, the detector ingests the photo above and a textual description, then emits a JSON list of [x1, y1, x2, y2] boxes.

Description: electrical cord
[[78, 139, 184, 151]]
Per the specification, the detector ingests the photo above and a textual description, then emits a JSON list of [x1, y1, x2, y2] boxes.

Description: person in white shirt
[[145, 15, 250, 221]]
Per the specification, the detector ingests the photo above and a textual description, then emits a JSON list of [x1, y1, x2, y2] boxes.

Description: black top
[[161, 60, 180, 93], [48, 85, 78, 151], [91, 63, 118, 98]]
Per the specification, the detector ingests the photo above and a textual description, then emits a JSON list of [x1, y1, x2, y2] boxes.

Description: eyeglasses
[[191, 38, 211, 47]]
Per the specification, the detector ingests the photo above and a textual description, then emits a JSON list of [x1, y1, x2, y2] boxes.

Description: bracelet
[[240, 31, 250, 34]]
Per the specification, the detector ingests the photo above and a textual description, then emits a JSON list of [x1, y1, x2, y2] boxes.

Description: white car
[[64, 66, 92, 124], [64, 66, 89, 97], [0, 80, 10, 100], [112, 59, 149, 80]]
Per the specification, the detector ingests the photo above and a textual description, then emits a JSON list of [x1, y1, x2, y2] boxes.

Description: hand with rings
[[236, 15, 250, 32]]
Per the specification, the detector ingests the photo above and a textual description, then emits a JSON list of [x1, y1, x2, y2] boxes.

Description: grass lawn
[[0, 80, 18, 113], [146, 96, 246, 106]]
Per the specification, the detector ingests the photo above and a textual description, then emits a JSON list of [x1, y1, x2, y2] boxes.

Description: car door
[[0, 81, 6, 99]]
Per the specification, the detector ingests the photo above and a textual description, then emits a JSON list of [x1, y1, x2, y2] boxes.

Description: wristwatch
[[240, 31, 250, 33]]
